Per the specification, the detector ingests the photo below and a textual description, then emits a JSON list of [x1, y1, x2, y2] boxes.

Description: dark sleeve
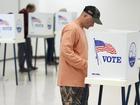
[[19, 9, 28, 38]]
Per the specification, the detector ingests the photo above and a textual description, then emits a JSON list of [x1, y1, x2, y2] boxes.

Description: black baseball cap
[[83, 6, 102, 25]]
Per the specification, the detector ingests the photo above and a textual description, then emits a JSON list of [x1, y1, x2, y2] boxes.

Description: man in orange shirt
[[57, 5, 102, 105]]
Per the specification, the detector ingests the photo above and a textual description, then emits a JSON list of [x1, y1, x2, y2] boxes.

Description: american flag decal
[[95, 39, 117, 54], [0, 19, 9, 26], [31, 17, 41, 23], [58, 15, 67, 21]]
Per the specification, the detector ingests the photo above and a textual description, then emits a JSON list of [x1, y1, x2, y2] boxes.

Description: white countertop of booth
[[0, 39, 25, 43], [85, 77, 128, 86], [28, 34, 55, 38]]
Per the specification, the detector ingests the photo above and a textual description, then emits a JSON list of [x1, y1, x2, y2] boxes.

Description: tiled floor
[[0, 59, 138, 105]]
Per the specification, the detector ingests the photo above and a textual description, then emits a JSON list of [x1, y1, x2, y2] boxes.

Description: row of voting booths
[[0, 12, 77, 57], [1, 12, 139, 104], [0, 12, 77, 41], [85, 30, 140, 105], [0, 12, 77, 85], [28, 12, 77, 75]]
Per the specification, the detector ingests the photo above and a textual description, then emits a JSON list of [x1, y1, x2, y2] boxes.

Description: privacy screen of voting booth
[[86, 30, 140, 84], [28, 13, 54, 38], [55, 12, 77, 32], [0, 14, 24, 43], [55, 12, 77, 56]]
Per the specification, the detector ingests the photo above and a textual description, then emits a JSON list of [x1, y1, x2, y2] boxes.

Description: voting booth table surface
[[28, 13, 57, 75], [0, 14, 25, 85], [85, 30, 140, 105]]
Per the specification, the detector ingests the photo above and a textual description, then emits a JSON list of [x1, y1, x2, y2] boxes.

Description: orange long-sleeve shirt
[[57, 21, 88, 87]]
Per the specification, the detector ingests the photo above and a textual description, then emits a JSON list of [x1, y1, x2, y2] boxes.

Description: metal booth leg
[[121, 85, 131, 105], [98, 85, 103, 105], [53, 42, 57, 72], [121, 87, 126, 105], [125, 85, 131, 105], [135, 82, 140, 105], [13, 44, 18, 85], [134, 70, 140, 105], [2, 43, 7, 76], [44, 39, 47, 75], [34, 38, 38, 67]]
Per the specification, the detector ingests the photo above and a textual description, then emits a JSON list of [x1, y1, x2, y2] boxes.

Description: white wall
[[1, 0, 139, 30], [0, 0, 18, 13], [38, 0, 85, 13], [94, 0, 140, 30], [38, 0, 140, 30]]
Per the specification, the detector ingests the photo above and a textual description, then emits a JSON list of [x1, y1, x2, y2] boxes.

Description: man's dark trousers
[[18, 38, 33, 69], [46, 38, 54, 62], [81, 84, 89, 105]]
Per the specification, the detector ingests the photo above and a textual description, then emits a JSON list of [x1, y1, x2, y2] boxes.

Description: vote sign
[[87, 30, 140, 84]]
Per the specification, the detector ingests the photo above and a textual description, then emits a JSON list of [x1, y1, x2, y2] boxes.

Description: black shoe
[[47, 61, 59, 65], [47, 62, 53, 65], [30, 66, 38, 70], [19, 68, 29, 72]]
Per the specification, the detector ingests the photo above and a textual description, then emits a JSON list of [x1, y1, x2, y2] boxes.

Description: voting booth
[[86, 30, 140, 85], [0, 14, 24, 85], [28, 13, 54, 38], [55, 12, 77, 32], [85, 30, 140, 105], [0, 14, 24, 43], [55, 12, 77, 56], [28, 13, 55, 74]]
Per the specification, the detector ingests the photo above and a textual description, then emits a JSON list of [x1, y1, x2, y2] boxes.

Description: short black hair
[[26, 3, 35, 10]]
